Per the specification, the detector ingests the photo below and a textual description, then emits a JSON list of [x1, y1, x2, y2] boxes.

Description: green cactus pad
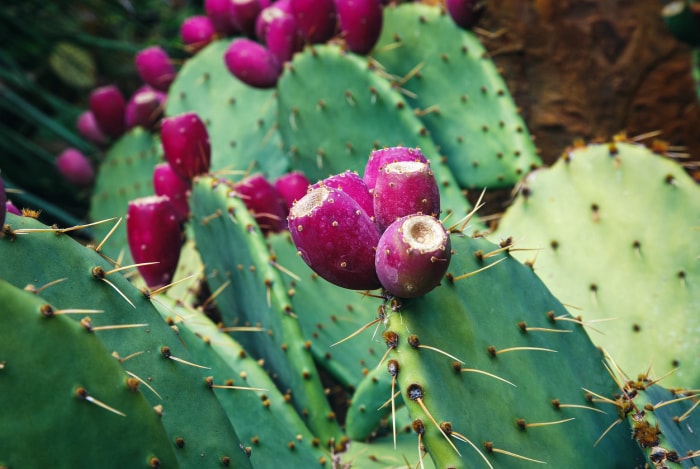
[[373, 3, 541, 190], [494, 141, 700, 388], [0, 279, 178, 468], [276, 44, 476, 222], [88, 128, 162, 263], [0, 214, 252, 468], [189, 176, 343, 444], [382, 234, 644, 468], [166, 40, 288, 179], [153, 297, 330, 467]]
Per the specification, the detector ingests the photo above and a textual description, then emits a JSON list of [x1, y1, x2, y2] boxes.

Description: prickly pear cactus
[[0, 213, 252, 468], [166, 40, 288, 179], [494, 141, 700, 388], [0, 279, 178, 468], [374, 3, 541, 189]]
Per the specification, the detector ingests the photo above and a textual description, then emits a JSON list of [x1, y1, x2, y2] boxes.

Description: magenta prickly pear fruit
[[6, 200, 20, 217], [205, 0, 239, 35], [334, 0, 383, 54], [76, 111, 108, 146], [89, 85, 126, 139], [125, 87, 166, 130], [289, 186, 381, 290], [224, 38, 282, 88], [312, 170, 374, 218], [373, 161, 440, 231], [446, 0, 486, 29], [265, 11, 303, 63], [181, 15, 217, 53], [230, 0, 265, 37], [126, 195, 183, 289], [55, 148, 94, 187], [0, 175, 5, 227], [375, 214, 451, 298], [291, 0, 337, 43], [234, 173, 288, 233], [256, 0, 293, 41], [274, 171, 310, 209], [160, 112, 211, 180], [363, 146, 428, 192], [153, 163, 192, 223], [135, 46, 176, 92]]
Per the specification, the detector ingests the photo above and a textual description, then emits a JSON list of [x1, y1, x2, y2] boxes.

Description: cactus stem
[[452, 257, 506, 282], [448, 431, 494, 469], [593, 418, 623, 447], [488, 346, 557, 357], [126, 371, 162, 399], [406, 384, 461, 457], [460, 368, 516, 387], [25, 277, 68, 295], [75, 387, 126, 417], [483, 442, 546, 465], [160, 345, 211, 369], [94, 217, 123, 254]]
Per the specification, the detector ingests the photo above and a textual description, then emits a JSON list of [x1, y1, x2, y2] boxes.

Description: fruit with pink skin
[[55, 148, 95, 187], [6, 200, 21, 217], [256, 0, 293, 41], [89, 85, 126, 138], [375, 214, 451, 298], [265, 10, 304, 63], [76, 111, 108, 146], [224, 38, 282, 88], [126, 195, 183, 289], [230, 0, 266, 37], [205, 0, 239, 35], [291, 0, 337, 43], [181, 15, 217, 52], [125, 87, 166, 130], [289, 186, 381, 290], [135, 46, 176, 91], [363, 146, 428, 192], [153, 163, 192, 222], [274, 171, 310, 209], [334, 0, 383, 54], [373, 161, 440, 231], [234, 174, 288, 233], [0, 175, 5, 227], [160, 112, 211, 180], [312, 170, 374, 218], [446, 0, 486, 29]]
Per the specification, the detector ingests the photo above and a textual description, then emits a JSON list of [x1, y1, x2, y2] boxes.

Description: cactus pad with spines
[[494, 141, 700, 388], [373, 3, 541, 190]]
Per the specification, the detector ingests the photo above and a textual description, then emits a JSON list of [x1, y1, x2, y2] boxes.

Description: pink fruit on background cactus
[[89, 85, 126, 138], [153, 163, 192, 223], [291, 0, 337, 43], [273, 171, 310, 210], [375, 214, 451, 298], [265, 13, 304, 63], [160, 112, 211, 180], [135, 46, 176, 92], [234, 173, 288, 233], [446, 0, 486, 29], [224, 38, 282, 88], [205, 0, 239, 35], [0, 175, 6, 227], [55, 148, 95, 187], [76, 111, 108, 146], [373, 161, 440, 231], [181, 15, 217, 52], [288, 186, 381, 290], [256, 0, 293, 41], [127, 195, 183, 289], [230, 0, 265, 37], [334, 0, 383, 54], [312, 170, 374, 218], [363, 146, 428, 192], [125, 87, 166, 130]]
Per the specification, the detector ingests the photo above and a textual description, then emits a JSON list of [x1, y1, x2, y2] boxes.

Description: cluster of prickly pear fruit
[[5, 0, 700, 467]]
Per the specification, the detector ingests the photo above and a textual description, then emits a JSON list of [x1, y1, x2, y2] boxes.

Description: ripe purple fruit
[[265, 11, 304, 63], [205, 0, 239, 36], [312, 170, 374, 219], [153, 163, 192, 223], [181, 15, 217, 53], [224, 38, 282, 89], [135, 46, 176, 92], [289, 186, 381, 290], [274, 171, 310, 210], [230, 0, 265, 37], [375, 215, 451, 298], [76, 111, 108, 146], [446, 0, 486, 30], [364, 146, 428, 192], [0, 175, 5, 228], [160, 112, 211, 181], [55, 148, 94, 187], [334, 0, 383, 54], [291, 0, 337, 43], [125, 87, 166, 130], [89, 85, 126, 139], [256, 0, 293, 42], [373, 161, 440, 231], [234, 173, 288, 233], [127, 195, 183, 289]]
